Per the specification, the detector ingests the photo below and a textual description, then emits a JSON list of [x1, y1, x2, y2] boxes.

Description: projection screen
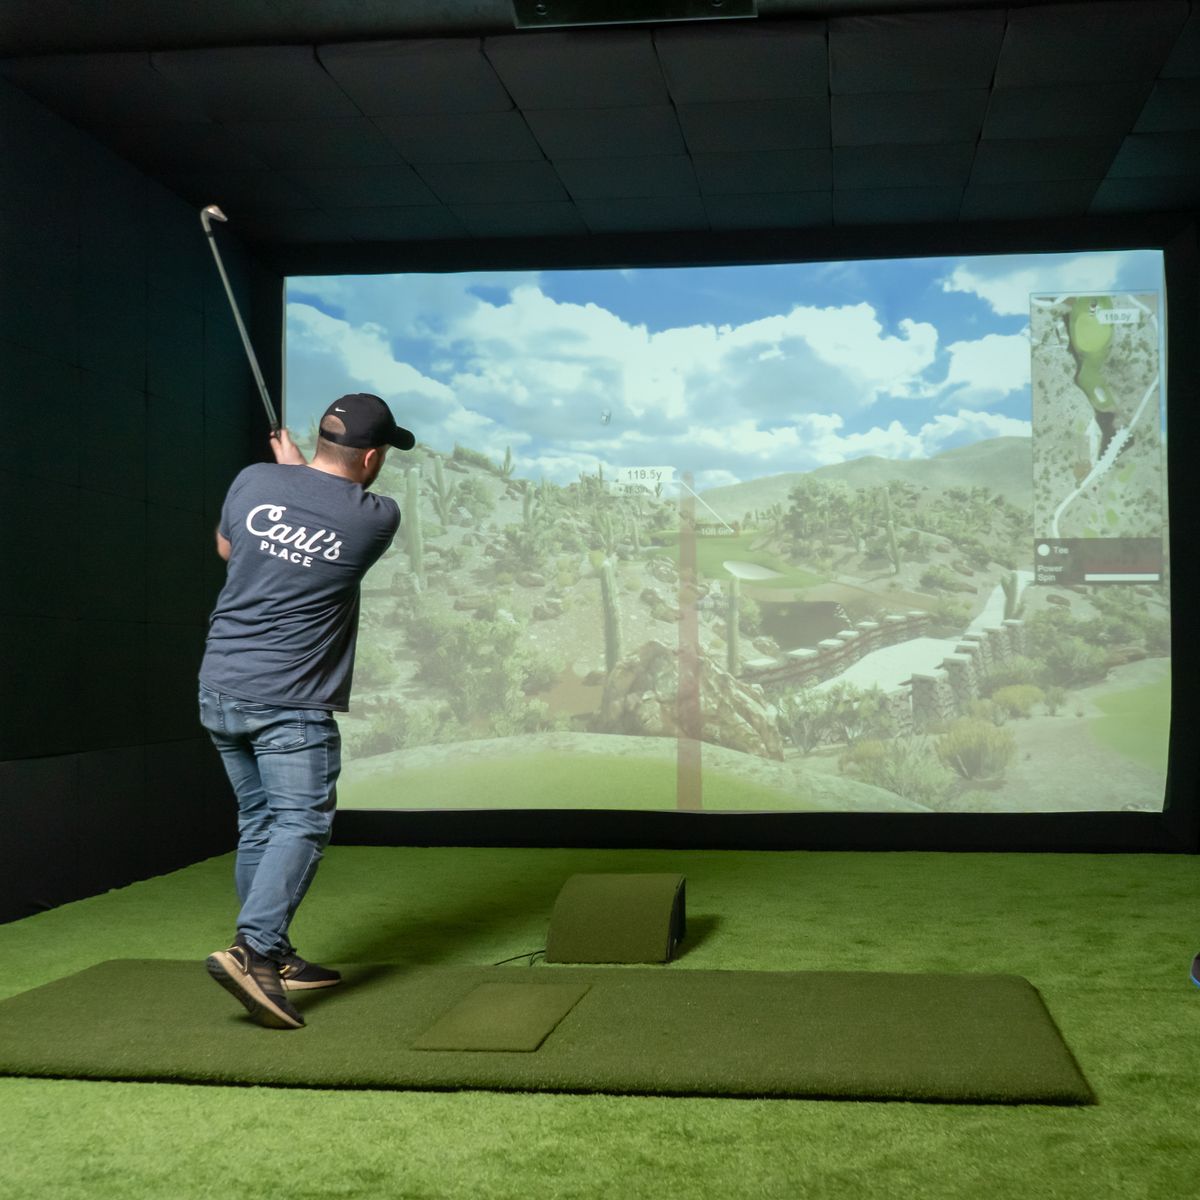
[[283, 248, 1170, 816]]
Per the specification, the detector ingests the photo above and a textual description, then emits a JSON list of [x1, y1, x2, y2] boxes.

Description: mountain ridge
[[699, 436, 1033, 519]]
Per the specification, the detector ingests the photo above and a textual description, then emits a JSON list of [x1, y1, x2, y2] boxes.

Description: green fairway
[[651, 531, 825, 590], [2, 847, 1200, 1199], [1090, 674, 1171, 773], [340, 751, 824, 812]]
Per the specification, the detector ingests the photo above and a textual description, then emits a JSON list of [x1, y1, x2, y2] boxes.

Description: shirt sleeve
[[363, 496, 401, 571], [218, 468, 254, 541]]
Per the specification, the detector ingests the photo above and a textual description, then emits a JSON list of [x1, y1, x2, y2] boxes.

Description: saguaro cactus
[[599, 559, 623, 672], [726, 576, 741, 675], [405, 468, 426, 590], [883, 488, 901, 575], [432, 456, 452, 524], [1002, 571, 1025, 620]]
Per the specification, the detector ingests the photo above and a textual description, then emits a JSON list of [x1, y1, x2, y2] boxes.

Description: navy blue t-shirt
[[200, 463, 400, 711]]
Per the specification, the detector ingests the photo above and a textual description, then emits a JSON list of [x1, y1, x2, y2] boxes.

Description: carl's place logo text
[[245, 504, 343, 566]]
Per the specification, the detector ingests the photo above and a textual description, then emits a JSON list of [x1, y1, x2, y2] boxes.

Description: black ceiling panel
[[91, 122, 270, 174], [417, 159, 569, 205], [553, 155, 698, 200], [1090, 174, 1200, 212], [576, 194, 709, 233], [374, 110, 543, 164], [832, 90, 989, 146], [970, 137, 1120, 184], [654, 21, 828, 102], [484, 29, 668, 110], [982, 82, 1152, 140], [225, 119, 403, 169], [151, 46, 360, 121], [317, 39, 513, 115], [692, 149, 832, 194], [833, 186, 964, 224], [285, 165, 439, 207], [336, 206, 469, 242], [227, 208, 351, 243], [2, 52, 207, 124], [677, 98, 829, 154], [704, 190, 832, 229], [1161, 4, 1200, 77], [829, 11, 1005, 94], [1107, 129, 1200, 176], [450, 201, 589, 237], [2, 1, 1198, 250], [833, 142, 975, 189], [524, 106, 686, 159], [1134, 78, 1200, 132], [163, 170, 319, 212], [995, 1, 1189, 87], [960, 177, 1098, 220]]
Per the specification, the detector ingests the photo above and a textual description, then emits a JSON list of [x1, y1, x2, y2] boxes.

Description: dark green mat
[[411, 981, 590, 1051], [0, 961, 1093, 1103]]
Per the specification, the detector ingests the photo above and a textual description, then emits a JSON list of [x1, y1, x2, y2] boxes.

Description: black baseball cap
[[318, 393, 415, 451]]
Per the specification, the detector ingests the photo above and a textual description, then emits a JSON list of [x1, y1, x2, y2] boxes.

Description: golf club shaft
[[201, 212, 280, 432]]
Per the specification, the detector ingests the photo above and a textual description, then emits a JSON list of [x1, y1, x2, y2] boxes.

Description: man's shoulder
[[362, 489, 401, 532]]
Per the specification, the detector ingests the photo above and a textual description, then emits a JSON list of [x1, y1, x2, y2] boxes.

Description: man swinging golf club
[[200, 392, 413, 1029]]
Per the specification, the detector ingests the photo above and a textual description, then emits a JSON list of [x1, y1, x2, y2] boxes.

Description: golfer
[[199, 393, 413, 1029]]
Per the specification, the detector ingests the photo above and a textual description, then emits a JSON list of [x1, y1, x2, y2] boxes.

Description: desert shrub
[[346, 699, 454, 758], [776, 687, 827, 755], [920, 565, 960, 592], [820, 683, 895, 745], [737, 594, 763, 636], [936, 719, 1016, 780], [979, 655, 1044, 694], [966, 698, 1006, 726], [1023, 611, 1106, 685], [454, 475, 495, 519], [1042, 635, 1108, 687], [924, 597, 970, 636], [452, 444, 496, 473], [520, 650, 563, 694], [1044, 685, 1067, 715], [991, 684, 1045, 719], [1144, 616, 1171, 656], [840, 737, 957, 809], [354, 642, 397, 688]]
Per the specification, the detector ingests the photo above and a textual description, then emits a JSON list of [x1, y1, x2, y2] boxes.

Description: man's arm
[[270, 428, 308, 466], [213, 433, 306, 560]]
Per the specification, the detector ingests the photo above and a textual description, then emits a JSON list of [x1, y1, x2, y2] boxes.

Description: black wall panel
[[0, 77, 279, 923]]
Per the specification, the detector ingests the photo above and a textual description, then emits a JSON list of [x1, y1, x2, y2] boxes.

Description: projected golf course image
[[284, 251, 1170, 815]]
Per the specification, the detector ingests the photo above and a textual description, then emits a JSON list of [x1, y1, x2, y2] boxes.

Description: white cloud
[[918, 409, 1032, 451], [940, 251, 1156, 317], [941, 329, 1031, 405], [284, 268, 1045, 488], [287, 304, 454, 404]]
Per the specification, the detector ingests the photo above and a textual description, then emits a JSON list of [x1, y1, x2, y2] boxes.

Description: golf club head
[[200, 204, 228, 233]]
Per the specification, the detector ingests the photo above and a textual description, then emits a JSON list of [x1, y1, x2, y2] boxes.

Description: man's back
[[201, 461, 400, 711]]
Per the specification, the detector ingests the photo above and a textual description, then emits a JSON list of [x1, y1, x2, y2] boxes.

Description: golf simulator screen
[[283, 248, 1170, 816]]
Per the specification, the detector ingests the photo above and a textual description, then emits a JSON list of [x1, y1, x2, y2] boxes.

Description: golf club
[[200, 204, 280, 432]]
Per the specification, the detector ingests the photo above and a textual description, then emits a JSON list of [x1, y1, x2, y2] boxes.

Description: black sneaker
[[205, 940, 305, 1030], [279, 952, 342, 991], [1191, 952, 1200, 989]]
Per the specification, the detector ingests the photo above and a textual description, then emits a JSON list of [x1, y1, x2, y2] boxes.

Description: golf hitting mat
[[0, 961, 1093, 1103]]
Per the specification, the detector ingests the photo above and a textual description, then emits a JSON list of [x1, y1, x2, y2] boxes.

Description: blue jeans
[[198, 685, 341, 959]]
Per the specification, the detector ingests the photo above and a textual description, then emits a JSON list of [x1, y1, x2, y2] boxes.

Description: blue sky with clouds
[[285, 248, 1162, 490]]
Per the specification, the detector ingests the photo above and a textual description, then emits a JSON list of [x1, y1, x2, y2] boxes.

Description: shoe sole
[[281, 975, 342, 992], [205, 951, 305, 1030]]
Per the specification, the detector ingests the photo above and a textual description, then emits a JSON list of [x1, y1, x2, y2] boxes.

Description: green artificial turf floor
[[1, 846, 1199, 1199]]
